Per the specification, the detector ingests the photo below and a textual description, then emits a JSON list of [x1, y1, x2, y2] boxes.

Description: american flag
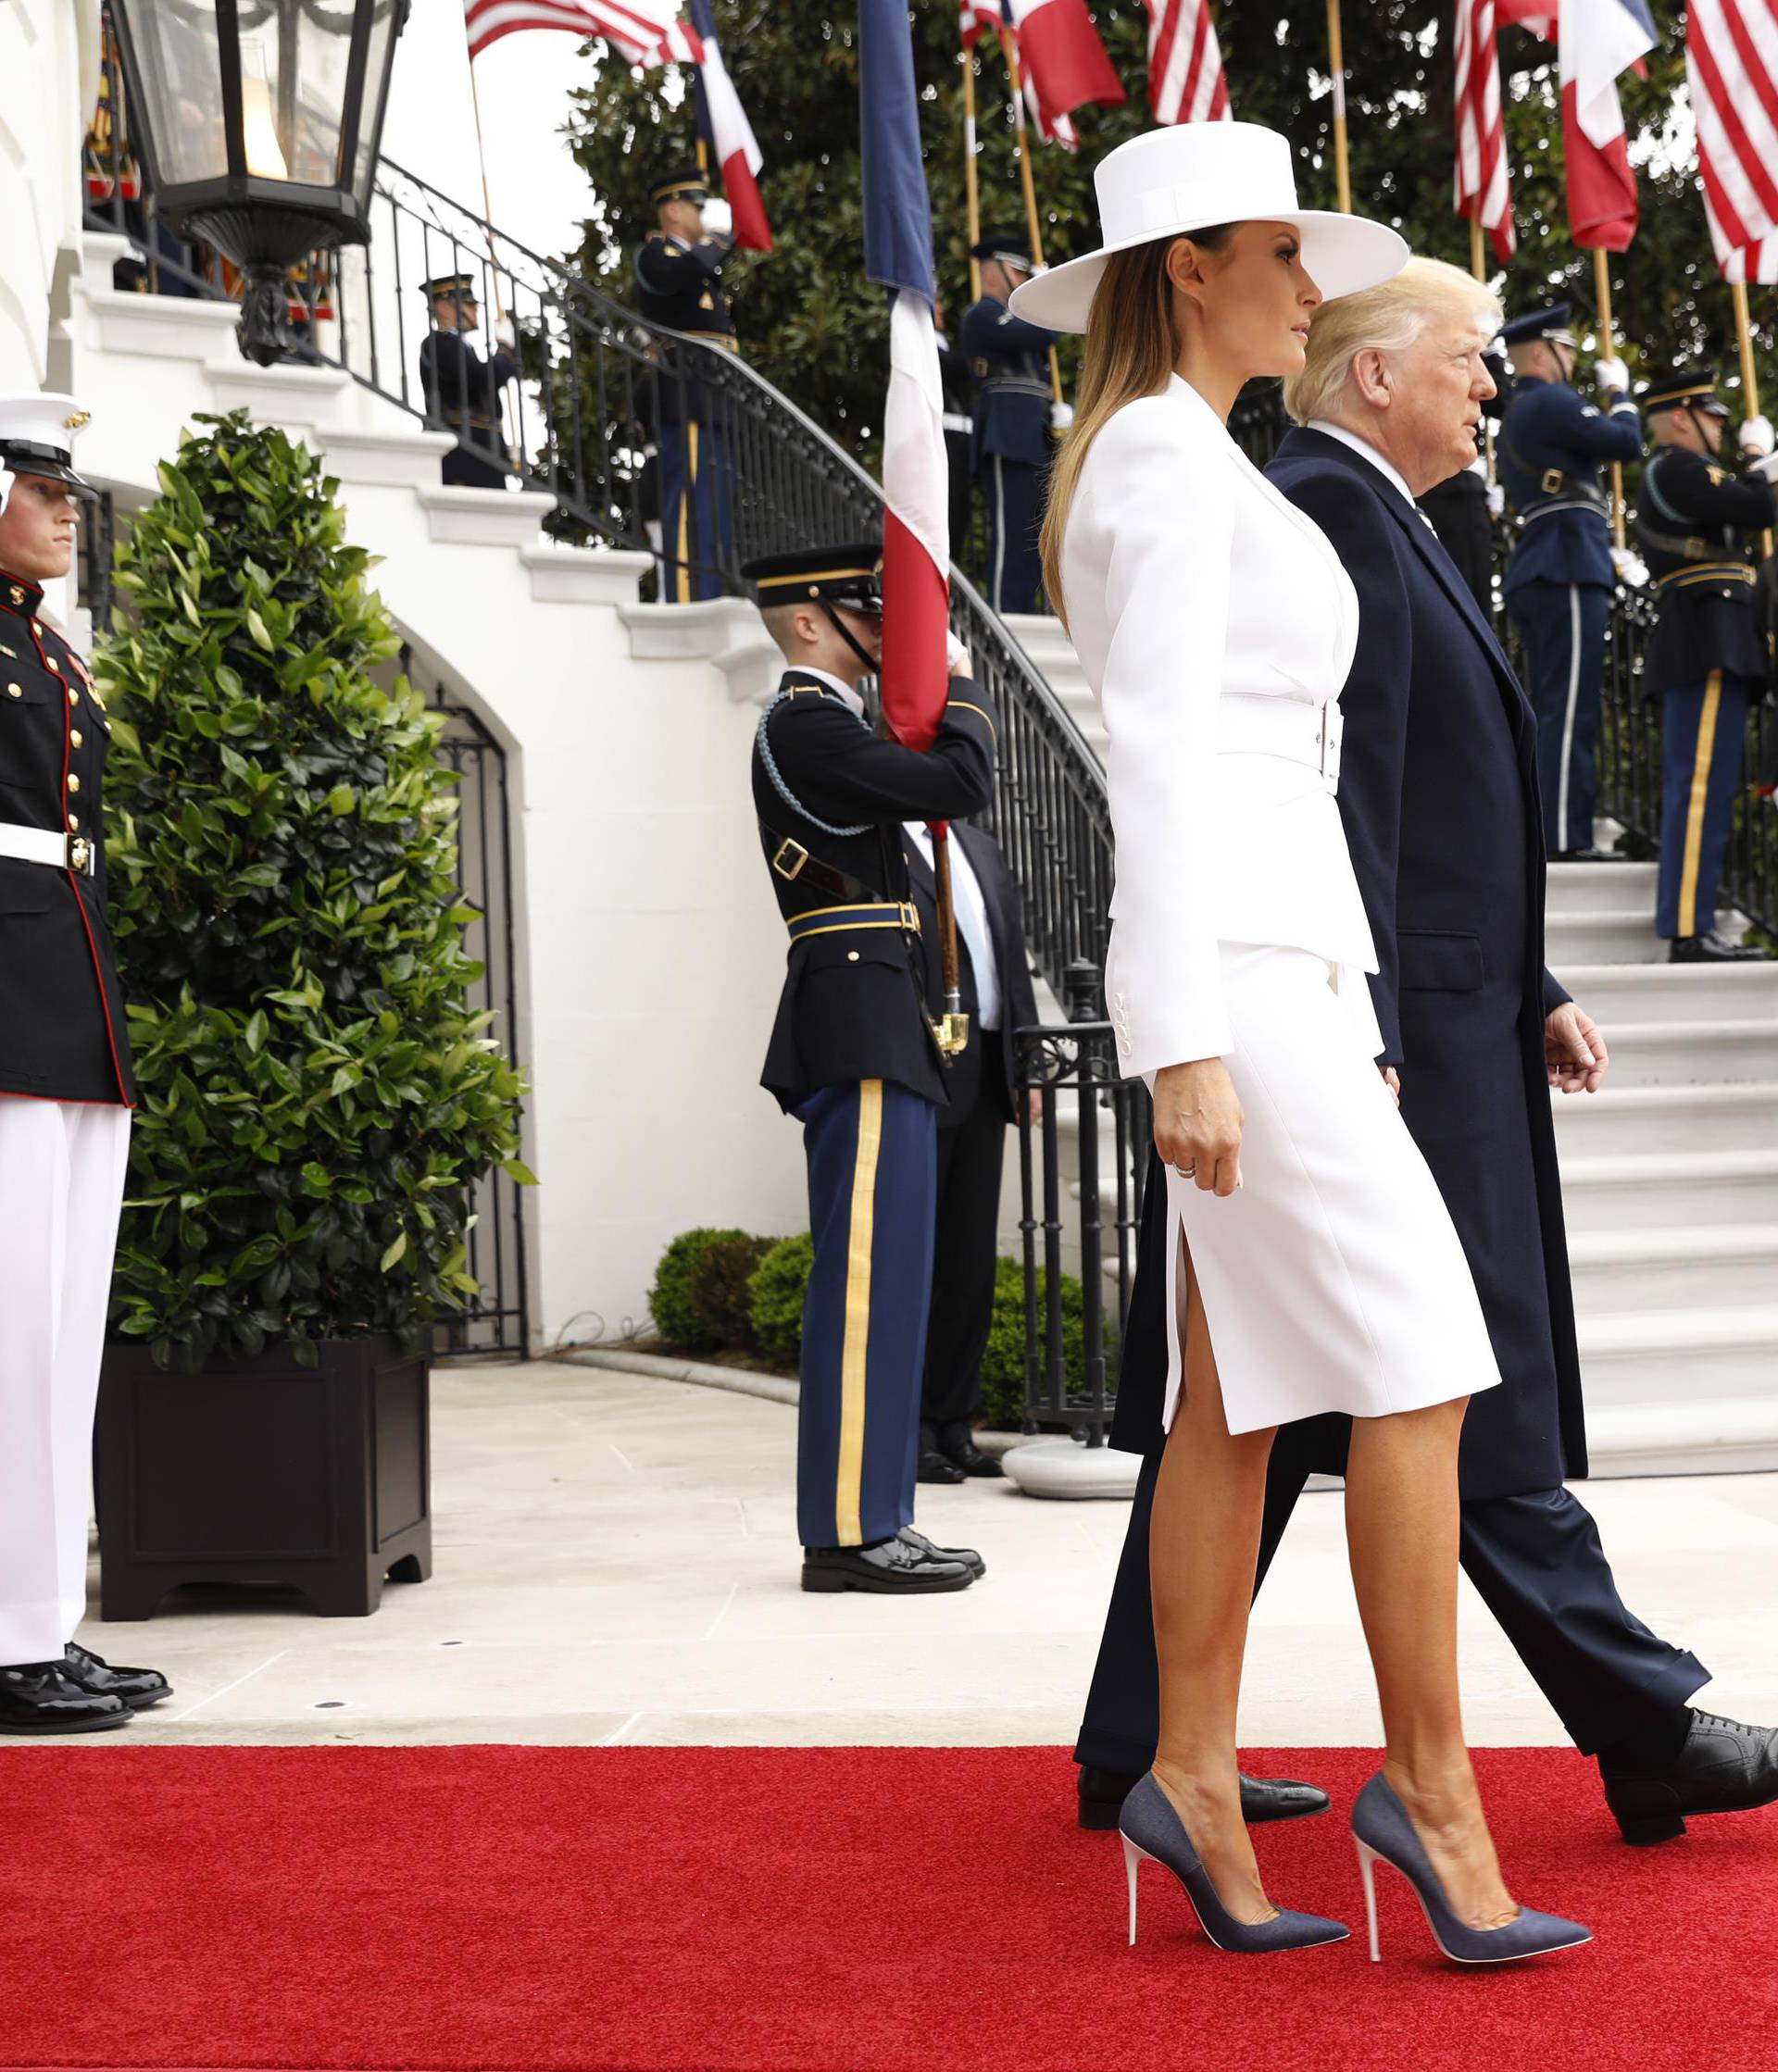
[[1687, 0, 1778, 283], [958, 1, 1002, 44], [464, 0, 702, 67], [1144, 0, 1231, 126], [1453, 0, 1514, 261]]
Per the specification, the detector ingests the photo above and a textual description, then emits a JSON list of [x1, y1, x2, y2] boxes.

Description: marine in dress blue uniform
[[1497, 303, 1642, 857], [960, 233, 1052, 616], [745, 544, 999, 1591], [1634, 365, 1778, 962], [634, 167, 738, 604], [0, 396, 169, 1734], [417, 274, 516, 490]]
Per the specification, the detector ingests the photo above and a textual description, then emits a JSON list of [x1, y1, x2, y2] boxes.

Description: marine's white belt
[[0, 821, 95, 875], [1216, 693, 1343, 789]]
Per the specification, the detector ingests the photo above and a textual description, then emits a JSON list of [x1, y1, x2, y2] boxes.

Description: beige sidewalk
[[61, 1360, 1778, 1748]]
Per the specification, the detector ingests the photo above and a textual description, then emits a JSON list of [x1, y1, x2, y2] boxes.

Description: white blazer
[[1061, 373, 1380, 1074]]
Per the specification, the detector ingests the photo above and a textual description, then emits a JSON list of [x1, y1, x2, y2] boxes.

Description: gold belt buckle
[[67, 833, 94, 877], [1541, 468, 1565, 496], [771, 838, 809, 882], [899, 901, 920, 933]]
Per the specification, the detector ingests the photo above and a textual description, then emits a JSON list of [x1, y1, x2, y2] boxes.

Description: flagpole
[[962, 44, 983, 305], [464, 37, 508, 327], [1325, 0, 1351, 212], [1470, 208, 1497, 489], [1730, 280, 1773, 562], [1592, 247, 1627, 549], [997, 24, 1066, 410]]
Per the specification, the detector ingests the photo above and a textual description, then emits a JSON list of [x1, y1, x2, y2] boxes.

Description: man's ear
[[793, 605, 822, 649], [1351, 348, 1392, 406]]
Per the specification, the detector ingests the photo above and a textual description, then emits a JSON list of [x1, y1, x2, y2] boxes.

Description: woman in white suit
[[1013, 125, 1588, 1964]]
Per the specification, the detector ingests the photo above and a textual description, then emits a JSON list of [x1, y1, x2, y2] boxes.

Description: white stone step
[[1551, 1082, 1778, 1156], [1544, 860, 1659, 914], [1559, 1150, 1778, 1233], [1569, 1224, 1778, 1314], [1596, 1018, 1778, 1088], [1582, 1395, 1778, 1477], [317, 422, 456, 489], [1556, 959, 1778, 1027], [206, 358, 353, 429], [1546, 907, 1665, 965], [416, 484, 555, 548], [1579, 1304, 1778, 1407]]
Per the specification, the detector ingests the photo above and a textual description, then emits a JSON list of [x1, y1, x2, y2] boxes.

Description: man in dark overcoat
[[1071, 261, 1778, 1848]]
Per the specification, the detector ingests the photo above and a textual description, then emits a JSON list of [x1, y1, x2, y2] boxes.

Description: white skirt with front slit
[[1151, 942, 1503, 1435]]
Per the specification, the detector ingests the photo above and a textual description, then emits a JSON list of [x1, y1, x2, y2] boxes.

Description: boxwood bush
[[747, 1231, 814, 1365], [96, 411, 531, 1371], [649, 1227, 752, 1351]]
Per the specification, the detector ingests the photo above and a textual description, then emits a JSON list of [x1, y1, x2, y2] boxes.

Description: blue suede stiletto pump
[[1119, 1772, 1349, 1953], [1351, 1772, 1593, 1966]]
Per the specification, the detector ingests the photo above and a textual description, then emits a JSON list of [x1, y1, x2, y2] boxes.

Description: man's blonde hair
[[1283, 256, 1503, 425]]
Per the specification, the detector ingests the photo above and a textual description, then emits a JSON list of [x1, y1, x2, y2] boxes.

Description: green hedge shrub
[[978, 1256, 1115, 1427], [690, 1232, 773, 1352], [649, 1227, 753, 1352], [748, 1231, 815, 1365], [96, 412, 530, 1371]]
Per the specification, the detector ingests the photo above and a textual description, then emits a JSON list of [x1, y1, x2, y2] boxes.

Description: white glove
[[495, 320, 517, 353], [1609, 545, 1648, 588], [1049, 400, 1075, 432], [1596, 355, 1631, 394], [1748, 449, 1778, 483], [0, 465, 13, 518], [1485, 481, 1506, 518], [700, 196, 733, 239], [1740, 413, 1774, 459], [945, 630, 972, 677]]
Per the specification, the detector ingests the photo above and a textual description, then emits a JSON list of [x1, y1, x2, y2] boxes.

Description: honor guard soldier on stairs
[[1498, 303, 1643, 859], [745, 543, 998, 1593], [0, 395, 169, 1733], [635, 165, 739, 604], [1635, 366, 1778, 963], [418, 274, 517, 490], [961, 233, 1054, 616]]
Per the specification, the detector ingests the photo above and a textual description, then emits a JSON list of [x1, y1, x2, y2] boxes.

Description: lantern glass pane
[[236, 0, 360, 188], [131, 0, 229, 186], [350, 0, 400, 205]]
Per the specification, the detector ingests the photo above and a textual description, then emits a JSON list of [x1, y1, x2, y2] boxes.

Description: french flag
[[687, 0, 772, 253], [858, 0, 950, 751], [1006, 0, 1125, 135], [1557, 0, 1657, 249]]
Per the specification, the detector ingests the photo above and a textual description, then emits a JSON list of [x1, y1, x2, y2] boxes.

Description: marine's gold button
[[6, 683, 19, 698], [69, 729, 82, 747], [7, 585, 22, 605], [67, 772, 81, 793], [45, 657, 59, 673], [67, 812, 79, 830], [847, 950, 860, 962], [68, 686, 79, 705]]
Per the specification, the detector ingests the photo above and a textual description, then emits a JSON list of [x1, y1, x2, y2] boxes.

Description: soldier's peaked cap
[[651, 166, 709, 206], [420, 272, 478, 300], [970, 231, 1033, 267], [0, 393, 96, 497], [742, 543, 884, 612], [1499, 302, 1577, 349], [1643, 364, 1732, 418]]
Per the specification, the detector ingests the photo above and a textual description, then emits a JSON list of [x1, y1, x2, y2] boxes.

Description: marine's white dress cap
[[1009, 122, 1408, 334], [0, 393, 96, 518]]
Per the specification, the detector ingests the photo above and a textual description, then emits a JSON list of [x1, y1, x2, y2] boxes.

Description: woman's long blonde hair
[[1037, 225, 1231, 624]]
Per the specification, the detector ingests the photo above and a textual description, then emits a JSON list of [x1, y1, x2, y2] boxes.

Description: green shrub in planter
[[649, 1227, 752, 1351], [977, 1255, 1117, 1427], [748, 1232, 814, 1367], [690, 1232, 773, 1352], [95, 412, 531, 1371]]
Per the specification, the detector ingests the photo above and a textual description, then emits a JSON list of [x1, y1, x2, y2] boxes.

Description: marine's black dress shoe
[[936, 1426, 1005, 1479], [802, 1536, 975, 1594], [917, 1447, 966, 1485], [898, 1523, 985, 1579], [1669, 930, 1770, 963], [62, 1641, 172, 1711], [1077, 1763, 1332, 1831], [1600, 1708, 1778, 1844], [0, 1662, 132, 1735]]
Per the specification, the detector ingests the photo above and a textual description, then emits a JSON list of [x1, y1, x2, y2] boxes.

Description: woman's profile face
[[1170, 218, 1323, 381]]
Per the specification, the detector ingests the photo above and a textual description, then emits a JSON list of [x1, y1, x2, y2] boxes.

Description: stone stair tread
[[1553, 960, 1778, 990], [1567, 1223, 1778, 1266], [1554, 1081, 1778, 1111], [1577, 1304, 1778, 1353], [1559, 1147, 1778, 1183]]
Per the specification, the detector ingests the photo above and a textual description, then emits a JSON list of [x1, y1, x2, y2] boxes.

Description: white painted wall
[[0, 2, 97, 394]]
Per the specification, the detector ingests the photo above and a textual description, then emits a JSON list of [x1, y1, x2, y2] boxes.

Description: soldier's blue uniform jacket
[[1498, 374, 1641, 594], [958, 294, 1051, 468], [632, 231, 738, 428]]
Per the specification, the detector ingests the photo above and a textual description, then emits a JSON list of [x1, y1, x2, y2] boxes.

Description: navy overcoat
[[1108, 428, 1586, 1500]]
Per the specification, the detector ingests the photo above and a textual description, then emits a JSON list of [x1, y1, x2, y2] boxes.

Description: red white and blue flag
[[1556, 0, 1656, 249], [1453, 1, 1514, 260], [1006, 0, 1125, 136], [1144, 0, 1231, 126], [1687, 0, 1778, 283], [860, 0, 950, 750], [687, 0, 771, 252], [464, 0, 701, 67]]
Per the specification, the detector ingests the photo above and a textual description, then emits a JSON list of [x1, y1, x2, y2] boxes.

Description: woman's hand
[[1153, 1058, 1244, 1197]]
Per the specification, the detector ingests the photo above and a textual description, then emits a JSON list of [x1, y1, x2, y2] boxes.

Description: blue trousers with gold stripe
[[795, 1079, 937, 1551], [658, 419, 731, 604], [1509, 579, 1609, 856], [1657, 670, 1755, 940]]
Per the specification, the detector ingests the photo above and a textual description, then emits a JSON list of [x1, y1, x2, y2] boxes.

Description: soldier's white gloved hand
[[495, 320, 517, 353], [945, 629, 972, 677], [1485, 481, 1506, 518], [1748, 449, 1778, 483], [1049, 400, 1075, 432], [1609, 545, 1648, 587], [700, 196, 733, 239], [1596, 355, 1631, 394], [0, 465, 13, 518], [1739, 413, 1774, 458]]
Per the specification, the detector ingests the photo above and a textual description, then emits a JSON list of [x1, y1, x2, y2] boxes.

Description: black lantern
[[109, 1, 406, 365]]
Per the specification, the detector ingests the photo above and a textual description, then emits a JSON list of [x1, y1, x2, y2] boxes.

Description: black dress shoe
[[63, 1641, 172, 1711], [1550, 847, 1624, 863], [936, 1429, 1006, 1479], [898, 1523, 985, 1579], [1076, 1763, 1331, 1831], [0, 1662, 133, 1735], [1670, 930, 1770, 963], [802, 1537, 975, 1594], [1601, 1708, 1778, 1844], [917, 1447, 966, 1485]]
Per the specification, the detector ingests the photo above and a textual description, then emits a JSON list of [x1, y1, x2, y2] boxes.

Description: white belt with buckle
[[0, 821, 96, 876], [1216, 692, 1343, 790]]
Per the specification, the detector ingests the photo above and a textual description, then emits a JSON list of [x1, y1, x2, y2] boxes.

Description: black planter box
[[96, 1334, 432, 1620]]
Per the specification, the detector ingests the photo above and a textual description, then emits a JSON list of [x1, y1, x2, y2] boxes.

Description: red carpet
[[1, 1744, 1772, 2072]]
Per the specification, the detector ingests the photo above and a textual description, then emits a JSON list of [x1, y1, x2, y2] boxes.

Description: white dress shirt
[[903, 822, 1001, 1030]]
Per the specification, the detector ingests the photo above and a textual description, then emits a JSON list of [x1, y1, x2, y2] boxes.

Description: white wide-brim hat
[[1009, 123, 1408, 334]]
